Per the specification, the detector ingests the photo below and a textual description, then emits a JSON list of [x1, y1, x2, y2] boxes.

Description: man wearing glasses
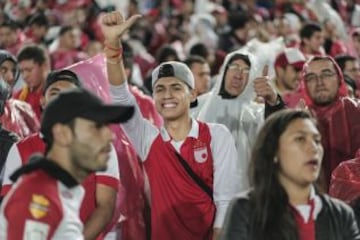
[[197, 49, 283, 192], [302, 55, 360, 191]]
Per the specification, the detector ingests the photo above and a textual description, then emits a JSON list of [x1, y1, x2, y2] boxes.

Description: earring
[[274, 156, 278, 163]]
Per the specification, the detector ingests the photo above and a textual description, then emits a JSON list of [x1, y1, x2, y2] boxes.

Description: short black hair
[[0, 21, 20, 31], [155, 45, 179, 63], [28, 12, 49, 28], [184, 55, 207, 68], [59, 25, 74, 36], [228, 12, 250, 31], [300, 22, 322, 40], [334, 55, 357, 71], [17, 45, 47, 65], [189, 43, 209, 59]]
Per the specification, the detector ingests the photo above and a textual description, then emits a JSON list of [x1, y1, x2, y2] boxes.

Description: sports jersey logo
[[194, 140, 208, 163], [29, 194, 49, 219]]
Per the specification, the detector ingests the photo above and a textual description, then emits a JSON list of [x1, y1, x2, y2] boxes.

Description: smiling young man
[[0, 88, 134, 239], [273, 48, 306, 108], [301, 56, 360, 190], [100, 11, 240, 240]]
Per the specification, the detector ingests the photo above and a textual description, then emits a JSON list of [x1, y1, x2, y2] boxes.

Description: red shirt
[[144, 121, 216, 240]]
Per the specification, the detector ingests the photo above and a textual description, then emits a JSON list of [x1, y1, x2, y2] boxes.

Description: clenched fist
[[100, 11, 141, 46]]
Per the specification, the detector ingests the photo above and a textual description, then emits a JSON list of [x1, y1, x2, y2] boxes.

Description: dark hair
[[28, 12, 48, 28], [334, 54, 357, 71], [156, 45, 179, 63], [0, 21, 19, 31], [189, 43, 209, 59], [43, 69, 82, 95], [300, 22, 322, 40], [228, 12, 250, 31], [184, 55, 207, 68], [59, 25, 74, 36], [249, 109, 315, 240], [17, 45, 47, 65]]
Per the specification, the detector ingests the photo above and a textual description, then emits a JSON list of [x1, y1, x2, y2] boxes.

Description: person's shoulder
[[17, 132, 42, 144], [6, 170, 61, 206], [3, 171, 64, 228], [341, 97, 360, 108], [321, 194, 354, 213], [16, 170, 58, 189], [204, 122, 231, 134]]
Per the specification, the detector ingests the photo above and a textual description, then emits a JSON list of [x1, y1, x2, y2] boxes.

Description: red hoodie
[[300, 56, 360, 191]]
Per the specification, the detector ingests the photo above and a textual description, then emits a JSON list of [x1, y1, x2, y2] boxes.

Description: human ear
[[189, 88, 197, 102], [52, 124, 73, 147]]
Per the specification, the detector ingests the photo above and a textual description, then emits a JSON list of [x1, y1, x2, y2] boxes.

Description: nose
[[7, 72, 14, 84], [163, 88, 172, 98], [307, 138, 320, 154]]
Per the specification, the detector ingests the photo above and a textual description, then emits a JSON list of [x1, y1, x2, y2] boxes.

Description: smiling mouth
[[162, 103, 177, 108]]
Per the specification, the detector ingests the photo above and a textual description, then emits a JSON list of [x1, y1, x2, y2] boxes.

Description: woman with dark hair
[[220, 109, 360, 240]]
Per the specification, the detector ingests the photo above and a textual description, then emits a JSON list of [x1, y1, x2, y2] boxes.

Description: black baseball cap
[[41, 88, 134, 143], [43, 69, 82, 95]]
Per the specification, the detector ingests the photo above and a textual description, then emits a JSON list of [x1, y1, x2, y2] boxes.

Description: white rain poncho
[[197, 49, 265, 191]]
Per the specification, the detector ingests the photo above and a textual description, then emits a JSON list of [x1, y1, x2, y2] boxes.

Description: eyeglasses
[[227, 64, 250, 75], [304, 71, 337, 84]]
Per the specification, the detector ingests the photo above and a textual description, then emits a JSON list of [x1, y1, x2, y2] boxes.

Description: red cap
[[275, 48, 306, 70]]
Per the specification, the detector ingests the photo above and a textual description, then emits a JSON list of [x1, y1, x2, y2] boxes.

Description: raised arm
[[100, 12, 158, 160], [100, 11, 141, 86]]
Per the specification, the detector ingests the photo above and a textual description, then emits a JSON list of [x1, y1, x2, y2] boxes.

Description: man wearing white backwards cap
[[274, 48, 306, 108], [101, 11, 240, 240]]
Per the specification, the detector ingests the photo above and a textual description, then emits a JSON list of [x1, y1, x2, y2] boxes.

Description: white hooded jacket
[[196, 49, 265, 191]]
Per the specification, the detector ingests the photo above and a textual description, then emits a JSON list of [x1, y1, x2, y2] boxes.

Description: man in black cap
[[0, 88, 133, 239], [1, 69, 129, 239]]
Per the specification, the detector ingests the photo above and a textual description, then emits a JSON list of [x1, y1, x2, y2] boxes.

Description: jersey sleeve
[[0, 180, 63, 240], [209, 123, 242, 228], [109, 82, 159, 161], [95, 144, 120, 190]]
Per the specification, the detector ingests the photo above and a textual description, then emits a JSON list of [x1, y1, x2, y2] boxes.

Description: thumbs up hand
[[100, 11, 141, 47], [253, 65, 279, 106]]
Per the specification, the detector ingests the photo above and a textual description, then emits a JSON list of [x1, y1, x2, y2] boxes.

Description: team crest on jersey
[[194, 140, 208, 163], [29, 194, 49, 219]]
